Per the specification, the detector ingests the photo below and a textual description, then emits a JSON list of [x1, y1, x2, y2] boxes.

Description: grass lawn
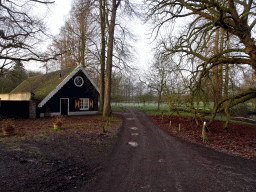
[[111, 102, 255, 125]]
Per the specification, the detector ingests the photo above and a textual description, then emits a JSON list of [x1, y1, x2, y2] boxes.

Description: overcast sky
[[26, 0, 152, 72], [47, 0, 73, 35]]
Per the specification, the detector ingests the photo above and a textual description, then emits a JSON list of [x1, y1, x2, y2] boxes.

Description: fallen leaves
[[149, 115, 256, 160]]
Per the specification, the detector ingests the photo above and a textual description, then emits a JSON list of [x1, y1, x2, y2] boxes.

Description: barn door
[[60, 98, 69, 116]]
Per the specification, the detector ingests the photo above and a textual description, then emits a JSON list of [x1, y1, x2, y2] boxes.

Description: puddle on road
[[141, 185, 150, 189], [129, 127, 138, 130], [131, 133, 139, 136], [126, 118, 137, 120], [158, 159, 164, 163], [128, 141, 138, 147]]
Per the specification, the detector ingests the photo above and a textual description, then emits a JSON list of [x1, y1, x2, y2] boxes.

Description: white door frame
[[60, 98, 69, 116]]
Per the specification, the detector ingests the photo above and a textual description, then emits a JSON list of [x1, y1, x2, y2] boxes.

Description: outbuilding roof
[[10, 65, 99, 107]]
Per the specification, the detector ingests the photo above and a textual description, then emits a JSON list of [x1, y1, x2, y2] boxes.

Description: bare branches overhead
[[145, 0, 256, 129], [146, 0, 256, 70], [0, 0, 55, 73]]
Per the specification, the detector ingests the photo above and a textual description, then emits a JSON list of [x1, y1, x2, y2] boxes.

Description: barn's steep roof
[[11, 66, 76, 101], [10, 65, 99, 107]]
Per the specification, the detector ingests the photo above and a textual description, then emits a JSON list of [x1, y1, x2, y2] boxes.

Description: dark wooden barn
[[0, 66, 99, 118]]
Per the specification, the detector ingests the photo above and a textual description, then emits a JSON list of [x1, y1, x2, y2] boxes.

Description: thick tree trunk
[[224, 35, 230, 100], [239, 31, 256, 72], [219, 28, 224, 94], [99, 0, 106, 114], [80, 30, 86, 67], [103, 0, 120, 116], [213, 29, 222, 108]]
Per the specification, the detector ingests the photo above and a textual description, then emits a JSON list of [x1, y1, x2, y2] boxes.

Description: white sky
[[25, 0, 152, 72], [24, 0, 73, 72], [47, 0, 73, 35]]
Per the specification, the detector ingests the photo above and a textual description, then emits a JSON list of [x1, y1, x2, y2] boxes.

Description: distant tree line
[[0, 61, 42, 93]]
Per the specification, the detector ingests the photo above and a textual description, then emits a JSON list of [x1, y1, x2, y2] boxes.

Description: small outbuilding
[[0, 65, 99, 118]]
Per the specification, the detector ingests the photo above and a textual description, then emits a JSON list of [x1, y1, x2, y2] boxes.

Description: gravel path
[[93, 108, 256, 192]]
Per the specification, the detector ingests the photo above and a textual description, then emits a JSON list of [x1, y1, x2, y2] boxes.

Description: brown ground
[[148, 114, 256, 160], [0, 115, 123, 192]]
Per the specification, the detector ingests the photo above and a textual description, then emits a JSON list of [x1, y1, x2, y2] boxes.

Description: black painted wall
[[0, 101, 30, 118]]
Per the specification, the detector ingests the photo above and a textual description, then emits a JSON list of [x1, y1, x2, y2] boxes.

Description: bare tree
[[99, 0, 106, 113], [146, 0, 256, 129], [145, 54, 173, 111], [102, 0, 137, 116], [0, 0, 55, 75], [103, 0, 121, 116], [49, 0, 99, 70], [146, 0, 256, 70]]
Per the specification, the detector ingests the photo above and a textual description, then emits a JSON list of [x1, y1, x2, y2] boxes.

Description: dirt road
[[91, 108, 256, 192]]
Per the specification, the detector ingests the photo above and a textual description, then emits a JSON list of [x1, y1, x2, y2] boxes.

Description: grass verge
[[112, 103, 255, 126]]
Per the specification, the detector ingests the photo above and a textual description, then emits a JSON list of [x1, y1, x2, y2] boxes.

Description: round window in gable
[[74, 76, 84, 87]]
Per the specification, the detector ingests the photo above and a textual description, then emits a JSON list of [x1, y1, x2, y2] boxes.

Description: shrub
[[230, 104, 250, 117]]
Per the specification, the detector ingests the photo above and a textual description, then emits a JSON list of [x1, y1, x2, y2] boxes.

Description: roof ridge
[[10, 78, 29, 93], [11, 66, 77, 93], [29, 65, 77, 78], [10, 65, 99, 107]]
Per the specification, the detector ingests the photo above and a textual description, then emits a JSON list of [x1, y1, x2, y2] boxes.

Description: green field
[[111, 102, 169, 114], [111, 102, 212, 115], [111, 102, 256, 125]]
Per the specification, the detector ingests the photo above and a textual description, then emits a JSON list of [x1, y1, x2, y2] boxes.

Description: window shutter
[[75, 99, 80, 109], [89, 99, 93, 109]]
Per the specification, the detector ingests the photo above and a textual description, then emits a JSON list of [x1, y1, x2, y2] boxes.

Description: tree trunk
[[158, 85, 163, 111], [80, 30, 86, 67], [103, 0, 120, 116], [99, 0, 106, 114], [219, 28, 224, 96], [239, 31, 256, 72], [213, 29, 222, 108], [224, 35, 230, 101], [157, 92, 161, 111]]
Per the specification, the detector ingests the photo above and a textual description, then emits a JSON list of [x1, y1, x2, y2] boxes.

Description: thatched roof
[[11, 66, 76, 101], [10, 65, 99, 107]]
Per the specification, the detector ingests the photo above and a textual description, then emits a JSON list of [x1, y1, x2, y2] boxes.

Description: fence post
[[202, 121, 206, 143]]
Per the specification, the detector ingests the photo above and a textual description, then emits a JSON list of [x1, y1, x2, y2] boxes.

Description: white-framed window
[[79, 98, 89, 110], [74, 76, 84, 87]]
